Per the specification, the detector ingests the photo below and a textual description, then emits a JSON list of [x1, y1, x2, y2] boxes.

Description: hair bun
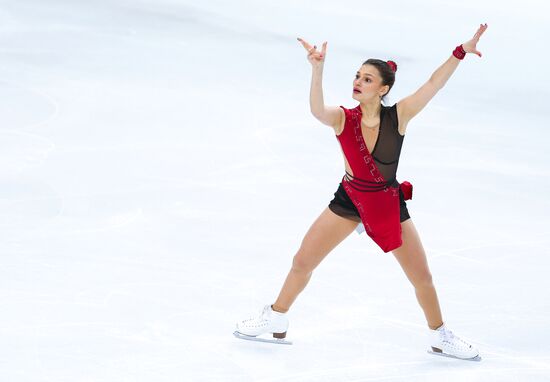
[[386, 60, 397, 72]]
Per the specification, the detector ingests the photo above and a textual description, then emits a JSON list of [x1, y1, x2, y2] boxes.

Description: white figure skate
[[234, 304, 292, 345], [427, 323, 481, 361]]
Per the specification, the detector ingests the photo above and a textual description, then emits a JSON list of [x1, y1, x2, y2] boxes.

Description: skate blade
[[427, 349, 482, 362], [233, 331, 293, 345]]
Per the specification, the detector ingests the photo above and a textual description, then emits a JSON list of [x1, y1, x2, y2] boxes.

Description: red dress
[[336, 103, 413, 253]]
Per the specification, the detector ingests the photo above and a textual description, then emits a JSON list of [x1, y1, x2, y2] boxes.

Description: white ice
[[1, 0, 550, 381]]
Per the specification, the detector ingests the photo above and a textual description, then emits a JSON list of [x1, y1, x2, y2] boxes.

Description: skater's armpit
[[397, 79, 440, 125]]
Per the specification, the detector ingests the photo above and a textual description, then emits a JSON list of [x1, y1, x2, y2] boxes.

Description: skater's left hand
[[462, 23, 488, 57]]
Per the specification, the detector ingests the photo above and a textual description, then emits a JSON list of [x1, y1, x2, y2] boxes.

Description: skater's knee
[[413, 273, 434, 289], [291, 253, 316, 274]]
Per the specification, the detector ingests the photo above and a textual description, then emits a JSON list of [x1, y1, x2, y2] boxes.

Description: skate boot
[[427, 323, 481, 361], [234, 304, 292, 345]]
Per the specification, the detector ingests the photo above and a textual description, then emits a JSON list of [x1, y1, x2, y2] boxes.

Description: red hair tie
[[386, 60, 397, 72]]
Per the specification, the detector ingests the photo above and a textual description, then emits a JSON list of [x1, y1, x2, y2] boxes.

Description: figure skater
[[235, 23, 488, 361]]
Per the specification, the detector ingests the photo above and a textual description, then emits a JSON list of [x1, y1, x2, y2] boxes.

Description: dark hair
[[362, 59, 396, 104]]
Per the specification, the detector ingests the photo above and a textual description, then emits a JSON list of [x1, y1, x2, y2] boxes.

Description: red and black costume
[[329, 103, 413, 253]]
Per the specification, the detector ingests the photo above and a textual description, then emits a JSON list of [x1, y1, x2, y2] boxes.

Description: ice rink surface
[[1, 0, 550, 380]]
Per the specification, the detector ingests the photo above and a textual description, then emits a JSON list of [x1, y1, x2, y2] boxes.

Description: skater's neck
[[359, 101, 381, 119]]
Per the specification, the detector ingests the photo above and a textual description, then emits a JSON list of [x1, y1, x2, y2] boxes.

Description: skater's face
[[352, 65, 389, 101]]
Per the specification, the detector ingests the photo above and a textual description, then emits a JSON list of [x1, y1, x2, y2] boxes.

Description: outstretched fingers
[[297, 37, 315, 53], [297, 37, 327, 57], [320, 41, 327, 58], [467, 23, 488, 57], [473, 23, 488, 41]]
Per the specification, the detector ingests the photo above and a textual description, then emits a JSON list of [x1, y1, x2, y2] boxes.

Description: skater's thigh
[[391, 218, 432, 287], [295, 207, 359, 271]]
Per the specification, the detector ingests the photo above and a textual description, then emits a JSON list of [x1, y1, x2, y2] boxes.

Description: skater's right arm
[[297, 38, 343, 132]]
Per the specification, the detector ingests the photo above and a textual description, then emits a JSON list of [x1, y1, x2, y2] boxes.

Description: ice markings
[[0, 130, 55, 175]]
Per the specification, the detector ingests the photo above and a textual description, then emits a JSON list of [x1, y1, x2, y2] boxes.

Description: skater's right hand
[[297, 37, 327, 68]]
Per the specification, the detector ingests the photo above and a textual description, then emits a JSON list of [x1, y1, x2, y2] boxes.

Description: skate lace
[[244, 305, 270, 324], [441, 328, 473, 349], [443, 329, 455, 340], [261, 304, 272, 320]]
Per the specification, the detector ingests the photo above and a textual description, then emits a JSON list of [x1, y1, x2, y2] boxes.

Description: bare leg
[[272, 207, 359, 313], [391, 218, 444, 330]]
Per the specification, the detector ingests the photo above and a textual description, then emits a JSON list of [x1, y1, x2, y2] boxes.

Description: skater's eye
[[355, 75, 371, 82]]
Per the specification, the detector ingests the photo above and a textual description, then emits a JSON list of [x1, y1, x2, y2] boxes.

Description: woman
[[234, 23, 488, 362]]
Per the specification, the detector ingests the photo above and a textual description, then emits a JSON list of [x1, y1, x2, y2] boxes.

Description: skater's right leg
[[234, 207, 358, 341], [272, 207, 359, 313]]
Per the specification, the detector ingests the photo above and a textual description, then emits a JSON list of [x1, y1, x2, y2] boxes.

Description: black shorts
[[328, 182, 411, 223]]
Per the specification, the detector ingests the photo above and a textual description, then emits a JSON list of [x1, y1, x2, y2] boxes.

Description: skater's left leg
[[391, 218, 443, 330]]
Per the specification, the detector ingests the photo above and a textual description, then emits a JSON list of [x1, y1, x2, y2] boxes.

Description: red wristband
[[453, 44, 466, 60]]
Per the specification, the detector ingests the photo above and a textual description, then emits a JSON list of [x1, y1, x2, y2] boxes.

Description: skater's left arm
[[397, 23, 488, 127]]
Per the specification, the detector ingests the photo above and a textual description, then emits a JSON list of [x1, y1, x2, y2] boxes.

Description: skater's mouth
[[353, 88, 361, 93]]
